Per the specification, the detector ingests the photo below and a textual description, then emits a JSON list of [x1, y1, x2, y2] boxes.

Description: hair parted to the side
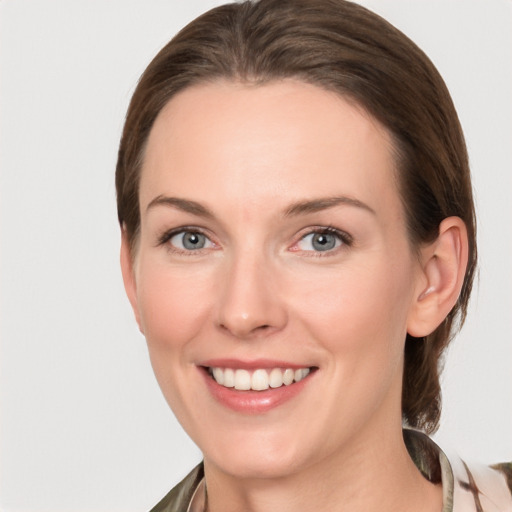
[[116, 0, 477, 433]]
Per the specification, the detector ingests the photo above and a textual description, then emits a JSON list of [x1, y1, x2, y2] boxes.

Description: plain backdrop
[[1, 1, 511, 511]]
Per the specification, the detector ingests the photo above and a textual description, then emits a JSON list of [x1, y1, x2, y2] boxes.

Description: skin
[[122, 80, 467, 512]]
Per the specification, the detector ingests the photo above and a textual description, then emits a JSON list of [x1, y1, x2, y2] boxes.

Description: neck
[[203, 425, 442, 512]]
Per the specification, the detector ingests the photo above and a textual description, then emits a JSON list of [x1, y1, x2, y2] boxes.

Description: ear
[[407, 217, 469, 337], [120, 228, 144, 333]]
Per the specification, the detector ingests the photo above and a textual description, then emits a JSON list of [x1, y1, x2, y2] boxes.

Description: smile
[[209, 367, 311, 391]]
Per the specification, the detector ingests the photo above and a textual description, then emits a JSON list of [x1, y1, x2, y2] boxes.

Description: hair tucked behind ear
[[403, 332, 447, 433], [116, 0, 477, 433]]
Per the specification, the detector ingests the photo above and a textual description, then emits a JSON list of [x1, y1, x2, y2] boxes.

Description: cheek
[[136, 259, 214, 349], [134, 259, 217, 420], [289, 258, 416, 359]]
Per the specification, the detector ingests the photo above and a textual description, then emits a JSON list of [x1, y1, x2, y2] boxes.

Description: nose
[[215, 252, 288, 339]]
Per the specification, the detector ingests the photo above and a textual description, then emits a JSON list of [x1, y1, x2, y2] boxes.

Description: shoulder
[[404, 429, 512, 512], [148, 463, 204, 512], [450, 458, 512, 512]]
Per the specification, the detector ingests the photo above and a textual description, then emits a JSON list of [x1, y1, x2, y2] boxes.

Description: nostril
[[218, 321, 274, 338], [252, 324, 272, 334]]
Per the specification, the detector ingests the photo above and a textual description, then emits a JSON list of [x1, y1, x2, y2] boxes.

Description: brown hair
[[116, 0, 477, 433]]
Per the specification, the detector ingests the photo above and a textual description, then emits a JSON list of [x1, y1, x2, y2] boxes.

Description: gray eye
[[297, 232, 342, 252], [311, 233, 337, 251], [170, 231, 210, 250], [183, 232, 206, 249]]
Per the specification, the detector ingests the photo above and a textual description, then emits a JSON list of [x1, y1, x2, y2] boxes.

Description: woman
[[116, 1, 511, 511]]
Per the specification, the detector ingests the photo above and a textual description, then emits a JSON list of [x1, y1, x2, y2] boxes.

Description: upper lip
[[199, 358, 314, 370]]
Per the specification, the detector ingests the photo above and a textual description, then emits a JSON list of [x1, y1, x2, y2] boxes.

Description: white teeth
[[234, 369, 251, 390], [210, 366, 311, 391], [283, 368, 294, 385], [212, 367, 224, 385], [295, 368, 310, 382], [223, 368, 235, 388], [251, 369, 269, 391], [269, 368, 283, 388]]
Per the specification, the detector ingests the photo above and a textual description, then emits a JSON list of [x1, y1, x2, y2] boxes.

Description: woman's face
[[124, 80, 428, 479]]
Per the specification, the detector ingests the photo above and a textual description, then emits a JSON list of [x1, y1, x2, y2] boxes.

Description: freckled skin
[[123, 81, 443, 512]]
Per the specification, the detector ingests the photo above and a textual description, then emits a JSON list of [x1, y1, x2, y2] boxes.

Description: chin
[[208, 451, 304, 480], [200, 427, 316, 480]]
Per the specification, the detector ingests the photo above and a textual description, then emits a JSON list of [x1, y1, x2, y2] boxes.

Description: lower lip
[[200, 368, 313, 414]]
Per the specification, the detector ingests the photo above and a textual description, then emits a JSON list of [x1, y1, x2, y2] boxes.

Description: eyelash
[[157, 226, 215, 254], [156, 225, 353, 256], [291, 226, 353, 256]]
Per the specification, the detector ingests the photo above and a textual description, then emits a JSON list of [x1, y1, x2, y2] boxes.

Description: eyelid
[[156, 224, 352, 255], [156, 226, 217, 251], [290, 226, 353, 254]]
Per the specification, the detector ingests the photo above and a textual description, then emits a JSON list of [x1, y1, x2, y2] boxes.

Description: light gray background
[[1, 1, 511, 511]]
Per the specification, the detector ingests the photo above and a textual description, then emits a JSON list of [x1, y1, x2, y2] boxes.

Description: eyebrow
[[146, 195, 214, 219], [284, 196, 376, 217], [146, 194, 375, 219]]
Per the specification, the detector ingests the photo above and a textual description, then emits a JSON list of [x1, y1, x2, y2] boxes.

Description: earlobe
[[120, 229, 144, 333], [407, 217, 469, 337]]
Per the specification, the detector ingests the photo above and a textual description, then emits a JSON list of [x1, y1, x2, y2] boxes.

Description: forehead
[[140, 80, 401, 219]]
